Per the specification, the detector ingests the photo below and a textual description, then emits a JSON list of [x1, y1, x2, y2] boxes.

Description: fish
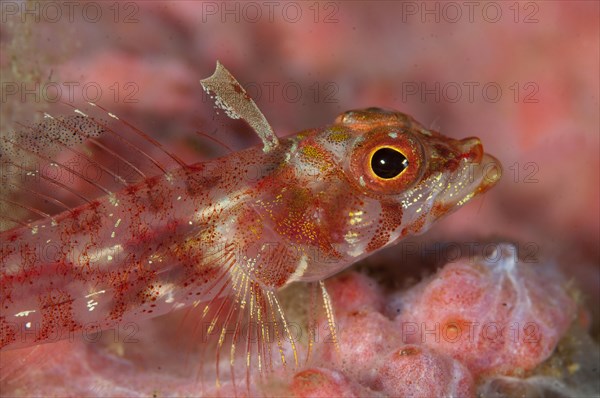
[[0, 62, 501, 388]]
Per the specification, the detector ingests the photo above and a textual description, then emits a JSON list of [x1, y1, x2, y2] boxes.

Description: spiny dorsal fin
[[200, 61, 279, 153], [0, 103, 185, 230]]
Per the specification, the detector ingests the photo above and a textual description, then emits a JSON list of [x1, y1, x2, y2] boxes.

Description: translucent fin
[[319, 280, 340, 354], [298, 280, 340, 366], [195, 130, 233, 154], [305, 282, 319, 364], [200, 61, 279, 153], [0, 102, 187, 230], [190, 262, 299, 392]]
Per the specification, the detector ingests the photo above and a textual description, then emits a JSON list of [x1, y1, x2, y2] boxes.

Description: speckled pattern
[[0, 1, 598, 397]]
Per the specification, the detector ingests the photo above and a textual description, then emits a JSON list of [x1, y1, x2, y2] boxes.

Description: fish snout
[[458, 137, 484, 164]]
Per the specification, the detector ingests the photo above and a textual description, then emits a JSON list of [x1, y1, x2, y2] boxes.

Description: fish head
[[338, 108, 501, 227], [281, 107, 501, 282]]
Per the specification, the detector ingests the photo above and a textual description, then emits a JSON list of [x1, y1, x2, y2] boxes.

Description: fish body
[[0, 64, 501, 369], [1, 108, 499, 351]]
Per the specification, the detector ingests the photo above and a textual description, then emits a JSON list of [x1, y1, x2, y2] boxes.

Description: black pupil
[[371, 147, 409, 179]]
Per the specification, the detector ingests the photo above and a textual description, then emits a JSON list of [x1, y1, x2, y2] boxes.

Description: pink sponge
[[325, 271, 385, 313], [331, 311, 400, 384], [374, 344, 474, 397], [395, 244, 577, 377], [289, 368, 358, 397]]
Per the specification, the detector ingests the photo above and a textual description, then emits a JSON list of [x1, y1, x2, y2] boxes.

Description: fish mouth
[[471, 152, 502, 195], [435, 151, 502, 211], [393, 140, 502, 236]]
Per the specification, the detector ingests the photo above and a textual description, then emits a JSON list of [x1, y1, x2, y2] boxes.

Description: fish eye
[[370, 147, 409, 179], [349, 129, 425, 195]]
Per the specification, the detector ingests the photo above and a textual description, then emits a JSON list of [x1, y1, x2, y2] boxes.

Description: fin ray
[[200, 61, 278, 153], [319, 280, 340, 353], [0, 100, 189, 228]]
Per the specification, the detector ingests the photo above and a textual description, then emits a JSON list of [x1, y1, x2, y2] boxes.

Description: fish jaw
[[431, 151, 502, 216], [384, 158, 501, 243]]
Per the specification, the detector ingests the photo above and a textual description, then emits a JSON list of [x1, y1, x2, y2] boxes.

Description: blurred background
[[1, 1, 598, 395]]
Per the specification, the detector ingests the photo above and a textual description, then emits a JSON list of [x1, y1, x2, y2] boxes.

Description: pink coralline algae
[[374, 344, 474, 397], [290, 243, 582, 397], [393, 244, 577, 377], [289, 368, 360, 397]]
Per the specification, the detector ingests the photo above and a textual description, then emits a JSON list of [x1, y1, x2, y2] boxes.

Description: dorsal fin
[[0, 101, 187, 231], [195, 130, 234, 154], [200, 61, 279, 153], [1, 63, 271, 231]]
